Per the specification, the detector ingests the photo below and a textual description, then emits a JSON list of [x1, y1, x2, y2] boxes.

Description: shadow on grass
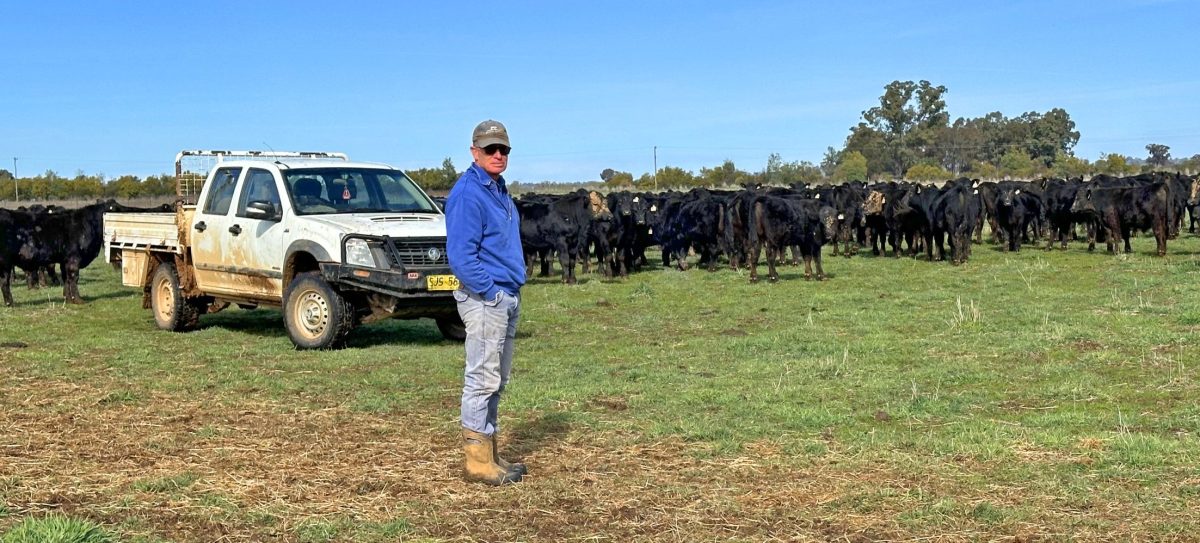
[[198, 309, 455, 348], [508, 410, 573, 460]]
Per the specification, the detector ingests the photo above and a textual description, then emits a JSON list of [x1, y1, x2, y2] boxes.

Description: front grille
[[388, 239, 448, 269]]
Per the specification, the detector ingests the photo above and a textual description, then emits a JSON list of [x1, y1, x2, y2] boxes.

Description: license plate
[[426, 274, 460, 291]]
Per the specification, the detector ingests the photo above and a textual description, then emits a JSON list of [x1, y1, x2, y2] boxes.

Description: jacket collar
[[468, 162, 507, 193]]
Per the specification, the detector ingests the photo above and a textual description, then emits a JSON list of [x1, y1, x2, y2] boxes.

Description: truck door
[[225, 167, 287, 298], [190, 166, 244, 294]]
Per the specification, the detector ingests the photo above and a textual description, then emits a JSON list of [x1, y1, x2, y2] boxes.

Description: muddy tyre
[[150, 261, 201, 332], [284, 271, 354, 350], [436, 315, 467, 342]]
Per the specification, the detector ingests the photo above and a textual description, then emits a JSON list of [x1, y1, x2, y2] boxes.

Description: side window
[[378, 173, 421, 211], [203, 167, 243, 216], [237, 168, 281, 217]]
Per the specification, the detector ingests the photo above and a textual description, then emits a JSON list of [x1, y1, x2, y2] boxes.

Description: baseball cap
[[472, 120, 511, 149]]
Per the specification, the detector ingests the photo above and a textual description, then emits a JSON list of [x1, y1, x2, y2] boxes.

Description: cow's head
[[1070, 188, 1095, 215], [863, 190, 886, 215], [819, 205, 839, 241], [999, 188, 1020, 208], [1189, 178, 1200, 207], [588, 191, 613, 221]]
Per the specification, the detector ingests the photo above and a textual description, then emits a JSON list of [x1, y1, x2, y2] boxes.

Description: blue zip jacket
[[445, 162, 525, 301]]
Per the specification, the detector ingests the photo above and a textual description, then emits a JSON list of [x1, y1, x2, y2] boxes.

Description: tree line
[[3, 79, 1197, 202]]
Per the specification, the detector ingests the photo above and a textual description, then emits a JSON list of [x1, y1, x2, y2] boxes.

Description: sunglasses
[[479, 145, 511, 157]]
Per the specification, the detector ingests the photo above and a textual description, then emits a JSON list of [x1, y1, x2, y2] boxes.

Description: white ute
[[104, 150, 465, 349]]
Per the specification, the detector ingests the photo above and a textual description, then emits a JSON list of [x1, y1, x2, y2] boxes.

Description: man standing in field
[[444, 120, 527, 485]]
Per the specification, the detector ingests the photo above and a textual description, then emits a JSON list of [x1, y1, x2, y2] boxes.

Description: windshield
[[284, 168, 440, 215]]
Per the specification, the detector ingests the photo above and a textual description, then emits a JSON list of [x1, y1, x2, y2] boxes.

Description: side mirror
[[245, 200, 281, 221]]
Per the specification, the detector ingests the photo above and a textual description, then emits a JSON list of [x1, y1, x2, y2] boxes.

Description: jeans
[[454, 288, 520, 435]]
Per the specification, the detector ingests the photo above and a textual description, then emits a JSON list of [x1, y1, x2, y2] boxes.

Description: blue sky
[[2, 1, 1197, 183]]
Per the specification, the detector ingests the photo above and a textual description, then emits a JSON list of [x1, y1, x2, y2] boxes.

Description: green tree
[[603, 169, 634, 187], [654, 166, 696, 189], [699, 159, 742, 187], [108, 175, 143, 199], [998, 149, 1040, 179], [843, 122, 890, 178], [1023, 108, 1079, 166], [1049, 151, 1091, 179], [820, 147, 841, 177], [971, 161, 1001, 180], [852, 80, 949, 177], [831, 151, 868, 182], [780, 160, 823, 185], [68, 172, 103, 199], [905, 162, 951, 182], [1094, 153, 1138, 176], [440, 157, 459, 188], [144, 174, 175, 197], [1145, 143, 1171, 169], [1178, 154, 1200, 174]]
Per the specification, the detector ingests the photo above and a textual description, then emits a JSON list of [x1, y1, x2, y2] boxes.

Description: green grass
[[1, 516, 113, 543], [2, 233, 1200, 540]]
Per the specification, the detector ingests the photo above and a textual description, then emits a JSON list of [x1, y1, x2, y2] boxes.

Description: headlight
[[345, 238, 377, 268]]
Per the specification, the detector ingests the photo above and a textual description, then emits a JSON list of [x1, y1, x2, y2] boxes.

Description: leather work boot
[[462, 429, 522, 486], [492, 433, 528, 476]]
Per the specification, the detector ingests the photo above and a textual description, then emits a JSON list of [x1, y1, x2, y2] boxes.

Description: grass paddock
[[2, 233, 1199, 541]]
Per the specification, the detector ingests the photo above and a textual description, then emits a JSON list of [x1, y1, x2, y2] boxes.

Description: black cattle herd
[[513, 171, 1199, 285], [0, 200, 171, 307], [1, 172, 1197, 308]]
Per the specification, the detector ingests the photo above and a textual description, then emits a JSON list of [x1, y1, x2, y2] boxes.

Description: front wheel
[[284, 272, 355, 350], [150, 261, 201, 332], [436, 315, 467, 342]]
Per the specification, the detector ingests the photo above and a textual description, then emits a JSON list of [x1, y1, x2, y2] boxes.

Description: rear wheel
[[150, 261, 201, 331], [284, 271, 355, 350], [436, 314, 467, 341]]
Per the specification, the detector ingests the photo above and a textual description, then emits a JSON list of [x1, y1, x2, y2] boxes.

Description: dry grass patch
[[2, 374, 1190, 542]]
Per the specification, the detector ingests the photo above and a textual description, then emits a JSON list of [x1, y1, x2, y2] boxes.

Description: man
[[444, 120, 527, 485]]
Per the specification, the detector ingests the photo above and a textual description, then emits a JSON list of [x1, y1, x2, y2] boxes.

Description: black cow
[[1188, 177, 1200, 233], [894, 183, 942, 260], [994, 182, 1043, 252], [14, 202, 109, 304], [0, 208, 37, 306], [747, 195, 837, 282], [1070, 180, 1172, 256], [932, 180, 981, 265], [659, 189, 724, 271], [516, 191, 610, 284], [1042, 178, 1086, 250]]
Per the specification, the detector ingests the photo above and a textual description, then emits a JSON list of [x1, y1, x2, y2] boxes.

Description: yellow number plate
[[426, 274, 460, 291]]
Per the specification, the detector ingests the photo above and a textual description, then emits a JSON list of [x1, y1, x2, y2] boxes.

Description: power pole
[[652, 146, 662, 191], [12, 157, 17, 202]]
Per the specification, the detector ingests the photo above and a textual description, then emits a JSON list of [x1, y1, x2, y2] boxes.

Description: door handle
[[229, 224, 242, 236], [194, 221, 207, 232]]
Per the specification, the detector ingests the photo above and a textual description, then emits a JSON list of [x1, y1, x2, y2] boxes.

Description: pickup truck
[[104, 150, 465, 349]]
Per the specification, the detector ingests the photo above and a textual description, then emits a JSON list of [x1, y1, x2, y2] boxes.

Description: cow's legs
[[1, 267, 12, 306], [766, 243, 780, 282]]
